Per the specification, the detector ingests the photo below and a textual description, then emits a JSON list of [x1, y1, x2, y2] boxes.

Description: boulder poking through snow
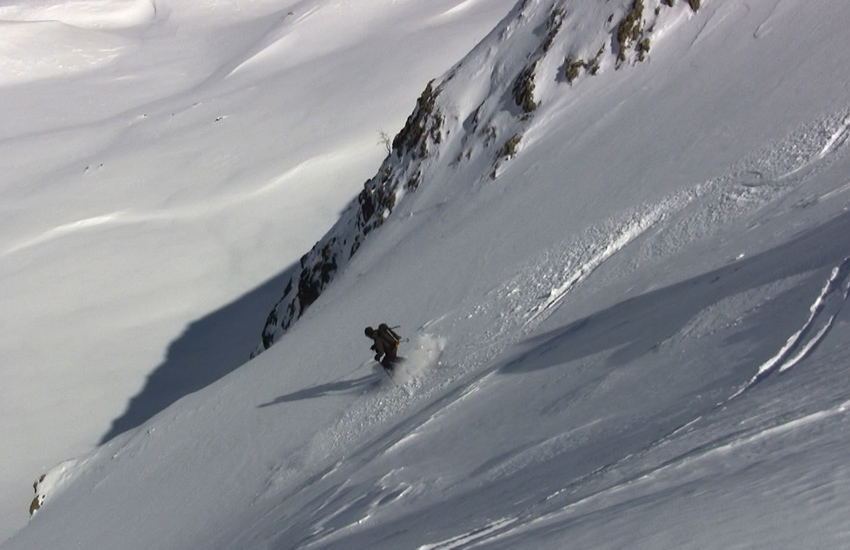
[[28, 459, 80, 517]]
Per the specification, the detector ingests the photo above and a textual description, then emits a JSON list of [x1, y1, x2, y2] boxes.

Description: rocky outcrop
[[253, 0, 698, 355], [254, 81, 446, 355]]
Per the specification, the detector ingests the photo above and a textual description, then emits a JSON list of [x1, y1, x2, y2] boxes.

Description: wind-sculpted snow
[[240, 6, 850, 545], [0, 0, 156, 84], [395, 106, 850, 392], [438, 396, 850, 549], [0, 0, 524, 540], [241, 97, 850, 548], [0, 0, 156, 29], [9, 0, 850, 548]]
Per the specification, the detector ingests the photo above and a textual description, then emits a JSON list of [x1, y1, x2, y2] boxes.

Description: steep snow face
[[254, 0, 693, 352], [0, 0, 518, 541], [7, 0, 850, 549]]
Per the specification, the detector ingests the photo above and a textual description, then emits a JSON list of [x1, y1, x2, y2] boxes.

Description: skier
[[365, 324, 402, 370]]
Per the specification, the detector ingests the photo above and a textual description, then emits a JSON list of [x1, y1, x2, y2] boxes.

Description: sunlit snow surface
[[0, 0, 517, 540], [4, 0, 850, 548]]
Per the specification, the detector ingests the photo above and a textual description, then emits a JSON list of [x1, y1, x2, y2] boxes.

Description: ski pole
[[383, 365, 399, 388]]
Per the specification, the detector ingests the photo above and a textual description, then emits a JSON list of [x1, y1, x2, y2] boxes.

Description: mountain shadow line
[[99, 264, 297, 444]]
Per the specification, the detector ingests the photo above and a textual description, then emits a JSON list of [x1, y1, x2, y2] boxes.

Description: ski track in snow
[[23, 4, 850, 541], [257, 334, 447, 498], [416, 517, 517, 550], [816, 116, 850, 161], [410, 395, 850, 550], [241, 96, 850, 550], [731, 256, 850, 397], [267, 106, 850, 540], [286, 105, 850, 547], [419, 108, 850, 401], [520, 200, 674, 330]]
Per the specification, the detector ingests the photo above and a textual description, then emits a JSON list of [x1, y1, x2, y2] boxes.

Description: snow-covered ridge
[[11, 0, 850, 547], [254, 0, 701, 354]]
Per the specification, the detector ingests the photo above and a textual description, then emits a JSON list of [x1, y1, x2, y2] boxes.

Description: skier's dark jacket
[[366, 324, 400, 362]]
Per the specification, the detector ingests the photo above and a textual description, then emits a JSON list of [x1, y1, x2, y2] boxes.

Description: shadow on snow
[[258, 373, 380, 407], [101, 211, 850, 443], [99, 264, 297, 444], [500, 210, 850, 376]]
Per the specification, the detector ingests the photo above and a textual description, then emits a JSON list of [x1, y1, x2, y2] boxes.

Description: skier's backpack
[[377, 323, 400, 350]]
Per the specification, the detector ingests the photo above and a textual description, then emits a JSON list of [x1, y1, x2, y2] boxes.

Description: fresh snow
[[4, 0, 850, 549], [0, 0, 517, 540]]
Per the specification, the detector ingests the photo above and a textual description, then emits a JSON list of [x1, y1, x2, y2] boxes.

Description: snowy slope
[[6, 0, 850, 548], [0, 0, 517, 541]]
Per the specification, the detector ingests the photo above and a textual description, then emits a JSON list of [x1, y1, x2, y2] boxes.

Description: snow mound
[[0, 0, 156, 85], [0, 0, 156, 29]]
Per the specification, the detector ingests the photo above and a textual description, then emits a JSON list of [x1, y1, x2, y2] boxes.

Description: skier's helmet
[[364, 326, 374, 337]]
